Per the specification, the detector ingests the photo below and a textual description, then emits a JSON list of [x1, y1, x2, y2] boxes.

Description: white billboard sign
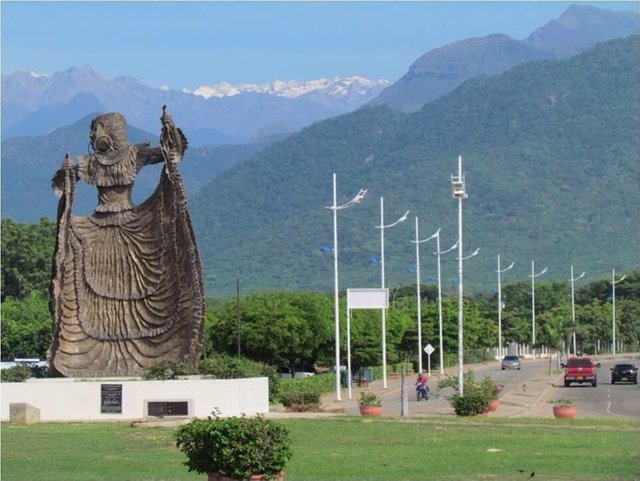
[[346, 288, 389, 310]]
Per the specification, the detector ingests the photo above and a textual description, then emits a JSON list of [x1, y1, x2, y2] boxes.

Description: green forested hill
[[191, 36, 639, 298]]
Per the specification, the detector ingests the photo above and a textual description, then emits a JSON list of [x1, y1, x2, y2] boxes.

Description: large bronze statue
[[48, 107, 204, 377]]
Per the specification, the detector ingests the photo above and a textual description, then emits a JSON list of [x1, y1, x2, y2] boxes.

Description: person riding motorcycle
[[415, 372, 429, 400]]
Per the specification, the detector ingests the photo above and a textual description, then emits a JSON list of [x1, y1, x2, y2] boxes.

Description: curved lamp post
[[411, 221, 443, 375], [530, 261, 548, 358], [325, 173, 367, 401], [433, 235, 458, 375], [375, 197, 409, 388], [611, 269, 626, 355], [412, 225, 457, 375], [496, 255, 515, 360], [569, 265, 586, 356], [411, 218, 430, 375]]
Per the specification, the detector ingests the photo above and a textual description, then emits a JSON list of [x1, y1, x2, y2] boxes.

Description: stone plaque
[[147, 401, 189, 417], [101, 384, 123, 414]]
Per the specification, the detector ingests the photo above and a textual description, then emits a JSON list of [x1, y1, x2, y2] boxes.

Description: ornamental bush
[[358, 392, 382, 407], [438, 371, 497, 416], [198, 355, 281, 402], [280, 389, 321, 411], [175, 413, 292, 480], [0, 365, 31, 382], [448, 385, 488, 416], [273, 373, 335, 406], [142, 361, 189, 380], [0, 363, 49, 382]]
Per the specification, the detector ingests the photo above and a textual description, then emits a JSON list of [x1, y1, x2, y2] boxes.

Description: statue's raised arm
[[160, 105, 188, 164]]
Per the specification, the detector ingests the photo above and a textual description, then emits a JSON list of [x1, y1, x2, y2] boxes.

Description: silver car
[[501, 355, 521, 370]]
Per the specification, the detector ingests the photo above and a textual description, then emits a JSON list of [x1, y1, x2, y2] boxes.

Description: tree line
[[2, 219, 639, 369]]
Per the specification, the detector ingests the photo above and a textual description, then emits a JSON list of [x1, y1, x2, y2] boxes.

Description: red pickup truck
[[562, 357, 601, 387]]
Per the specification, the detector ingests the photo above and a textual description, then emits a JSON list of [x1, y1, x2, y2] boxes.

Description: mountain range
[[1, 5, 638, 298], [189, 35, 639, 298], [370, 5, 639, 112], [1, 70, 388, 144], [4, 6, 636, 144]]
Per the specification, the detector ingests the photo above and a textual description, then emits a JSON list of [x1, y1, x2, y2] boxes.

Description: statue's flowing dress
[[48, 119, 204, 377]]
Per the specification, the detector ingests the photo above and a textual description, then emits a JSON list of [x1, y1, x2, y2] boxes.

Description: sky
[[1, 1, 638, 90]]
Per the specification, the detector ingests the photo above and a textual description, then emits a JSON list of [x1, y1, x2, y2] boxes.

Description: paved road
[[266, 355, 640, 420], [383, 358, 560, 418], [548, 357, 640, 419]]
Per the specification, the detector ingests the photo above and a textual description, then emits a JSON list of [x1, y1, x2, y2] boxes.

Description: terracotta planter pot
[[359, 405, 383, 417], [488, 399, 500, 412], [208, 470, 285, 481], [553, 406, 576, 419]]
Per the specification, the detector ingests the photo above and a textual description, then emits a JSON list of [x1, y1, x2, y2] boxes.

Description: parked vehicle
[[610, 364, 638, 385], [279, 366, 315, 379], [562, 357, 600, 387], [501, 355, 521, 370]]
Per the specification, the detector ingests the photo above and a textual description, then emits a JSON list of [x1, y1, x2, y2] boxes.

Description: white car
[[501, 355, 521, 370]]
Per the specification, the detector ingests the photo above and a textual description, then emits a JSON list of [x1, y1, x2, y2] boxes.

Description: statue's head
[[90, 113, 128, 154]]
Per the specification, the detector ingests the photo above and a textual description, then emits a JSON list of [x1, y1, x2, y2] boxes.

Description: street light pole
[[496, 255, 515, 360], [569, 265, 586, 356], [530, 261, 548, 358], [434, 234, 458, 375], [451, 155, 473, 395], [611, 269, 626, 356], [326, 173, 367, 401], [413, 217, 425, 375], [417, 229, 457, 376], [412, 221, 451, 374], [376, 197, 409, 389]]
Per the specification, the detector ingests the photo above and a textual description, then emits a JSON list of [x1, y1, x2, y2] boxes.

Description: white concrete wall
[[1, 377, 269, 422]]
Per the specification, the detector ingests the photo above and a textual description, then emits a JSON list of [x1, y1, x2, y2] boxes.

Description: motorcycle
[[416, 383, 429, 401]]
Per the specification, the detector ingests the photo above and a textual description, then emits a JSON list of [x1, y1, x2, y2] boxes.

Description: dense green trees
[[1, 219, 57, 361], [207, 291, 335, 372], [1, 218, 56, 300], [205, 269, 639, 373], [1, 219, 638, 369], [1, 291, 52, 360]]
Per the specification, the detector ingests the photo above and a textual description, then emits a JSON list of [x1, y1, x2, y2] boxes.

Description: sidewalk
[[266, 362, 563, 420]]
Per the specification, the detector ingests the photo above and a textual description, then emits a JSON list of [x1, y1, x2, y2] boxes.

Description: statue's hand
[[51, 153, 77, 197], [160, 106, 188, 161]]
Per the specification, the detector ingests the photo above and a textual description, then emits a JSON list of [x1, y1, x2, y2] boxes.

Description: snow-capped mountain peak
[[191, 76, 390, 99]]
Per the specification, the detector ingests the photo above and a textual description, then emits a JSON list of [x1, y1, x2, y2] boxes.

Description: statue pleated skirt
[[48, 163, 205, 377]]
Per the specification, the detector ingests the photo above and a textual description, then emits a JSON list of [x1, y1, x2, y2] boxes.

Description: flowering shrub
[[439, 371, 502, 416], [359, 392, 382, 407], [480, 376, 504, 401], [448, 384, 488, 416], [175, 413, 292, 480]]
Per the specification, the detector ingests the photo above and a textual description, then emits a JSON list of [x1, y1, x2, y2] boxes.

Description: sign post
[[346, 288, 389, 399], [424, 344, 435, 375]]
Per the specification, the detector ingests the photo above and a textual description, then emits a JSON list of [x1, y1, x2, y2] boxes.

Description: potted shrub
[[550, 398, 576, 419], [358, 392, 383, 416], [480, 377, 503, 411], [449, 385, 489, 416], [175, 413, 292, 481], [439, 372, 491, 416]]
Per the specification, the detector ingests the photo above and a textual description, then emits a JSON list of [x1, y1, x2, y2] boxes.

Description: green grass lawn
[[2, 417, 639, 481]]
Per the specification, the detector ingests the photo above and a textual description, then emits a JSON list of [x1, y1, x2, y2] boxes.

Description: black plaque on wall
[[101, 384, 123, 413]]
